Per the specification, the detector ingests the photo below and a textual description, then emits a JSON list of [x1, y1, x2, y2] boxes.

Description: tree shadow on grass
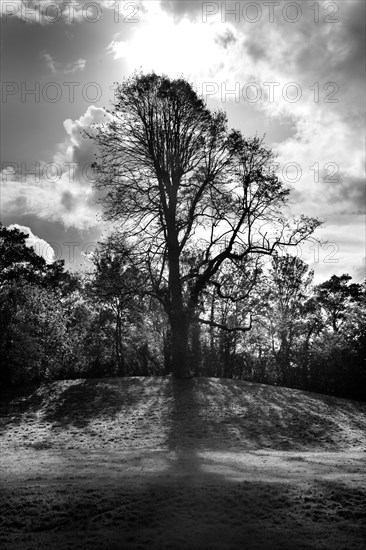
[[42, 378, 146, 429], [1, 376, 365, 448]]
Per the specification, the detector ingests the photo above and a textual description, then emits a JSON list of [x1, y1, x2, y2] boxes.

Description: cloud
[[42, 52, 86, 74], [353, 257, 366, 283], [1, 106, 111, 230], [62, 105, 111, 182], [215, 28, 237, 49], [106, 5, 242, 84], [160, 0, 203, 20], [7, 223, 55, 263], [324, 176, 366, 210], [60, 190, 75, 211], [63, 105, 108, 144], [1, 166, 98, 230]]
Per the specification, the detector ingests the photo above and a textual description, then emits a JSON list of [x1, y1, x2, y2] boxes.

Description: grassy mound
[[1, 377, 365, 550]]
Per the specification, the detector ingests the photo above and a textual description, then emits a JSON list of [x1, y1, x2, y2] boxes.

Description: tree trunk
[[170, 311, 189, 377], [115, 304, 125, 376], [167, 242, 190, 378], [163, 326, 172, 374], [190, 317, 201, 376], [210, 292, 215, 353]]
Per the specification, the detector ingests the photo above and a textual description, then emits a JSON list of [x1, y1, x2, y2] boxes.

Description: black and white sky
[[1, 0, 365, 282]]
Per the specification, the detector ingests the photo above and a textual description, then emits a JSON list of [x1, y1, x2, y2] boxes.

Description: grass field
[[1, 377, 365, 549]]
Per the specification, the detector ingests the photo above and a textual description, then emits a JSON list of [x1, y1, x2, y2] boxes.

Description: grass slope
[[1, 377, 365, 550]]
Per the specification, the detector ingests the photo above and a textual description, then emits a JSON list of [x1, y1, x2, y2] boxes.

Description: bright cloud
[[107, 4, 240, 84], [7, 223, 55, 263]]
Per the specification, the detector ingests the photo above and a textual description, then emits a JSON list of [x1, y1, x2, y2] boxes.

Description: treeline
[[1, 224, 365, 400]]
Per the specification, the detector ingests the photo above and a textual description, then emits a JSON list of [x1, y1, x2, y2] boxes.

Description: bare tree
[[88, 73, 321, 377]]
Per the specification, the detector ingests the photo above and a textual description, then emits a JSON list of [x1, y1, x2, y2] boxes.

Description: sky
[[1, 0, 365, 282]]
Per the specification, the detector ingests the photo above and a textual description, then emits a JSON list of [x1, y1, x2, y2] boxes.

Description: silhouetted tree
[[88, 73, 321, 377]]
